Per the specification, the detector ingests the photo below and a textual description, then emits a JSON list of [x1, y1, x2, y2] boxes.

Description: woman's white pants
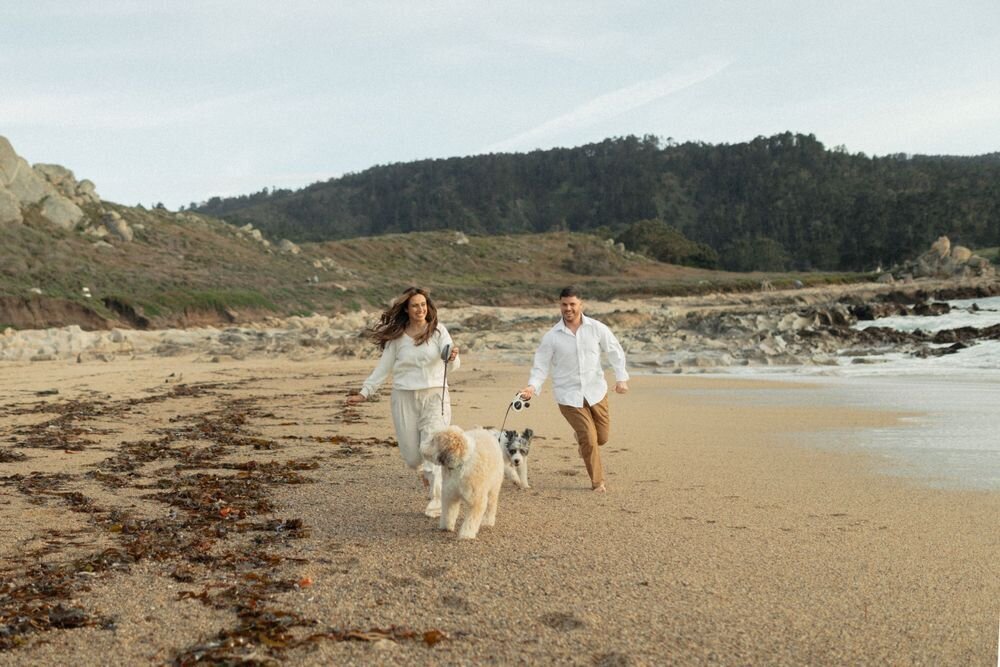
[[390, 387, 449, 516]]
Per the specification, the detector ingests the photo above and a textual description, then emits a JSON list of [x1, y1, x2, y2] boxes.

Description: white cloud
[[484, 56, 732, 153]]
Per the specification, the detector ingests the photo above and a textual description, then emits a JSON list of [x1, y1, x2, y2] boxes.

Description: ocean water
[[854, 295, 1000, 335], [715, 295, 1000, 490]]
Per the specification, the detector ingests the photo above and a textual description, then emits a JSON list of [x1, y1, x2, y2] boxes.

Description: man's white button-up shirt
[[527, 314, 629, 408]]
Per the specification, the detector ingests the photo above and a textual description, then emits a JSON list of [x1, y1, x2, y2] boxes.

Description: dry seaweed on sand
[[2, 379, 451, 662]]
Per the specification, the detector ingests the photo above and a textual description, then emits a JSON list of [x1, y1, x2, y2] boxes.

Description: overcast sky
[[3, 1, 998, 210]]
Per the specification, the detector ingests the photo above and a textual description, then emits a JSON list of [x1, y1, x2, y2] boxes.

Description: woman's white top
[[360, 323, 460, 398]]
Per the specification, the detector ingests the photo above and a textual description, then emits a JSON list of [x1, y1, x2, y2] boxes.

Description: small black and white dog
[[491, 428, 533, 489]]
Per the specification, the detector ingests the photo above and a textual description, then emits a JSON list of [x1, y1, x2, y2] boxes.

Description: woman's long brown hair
[[367, 286, 439, 350]]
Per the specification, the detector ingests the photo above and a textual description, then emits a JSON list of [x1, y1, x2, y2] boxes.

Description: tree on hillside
[[193, 133, 1000, 272], [616, 219, 719, 269], [721, 236, 790, 272]]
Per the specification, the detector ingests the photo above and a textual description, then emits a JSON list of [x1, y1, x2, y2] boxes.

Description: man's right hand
[[518, 386, 535, 400]]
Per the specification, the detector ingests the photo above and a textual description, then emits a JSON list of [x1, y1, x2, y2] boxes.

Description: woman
[[346, 286, 460, 517]]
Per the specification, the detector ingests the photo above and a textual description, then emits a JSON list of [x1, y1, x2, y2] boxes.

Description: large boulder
[[40, 194, 85, 230], [76, 179, 100, 204], [0, 188, 22, 225], [0, 136, 19, 185], [967, 255, 990, 269], [950, 245, 973, 263], [1, 137, 51, 209], [102, 211, 134, 241], [278, 239, 301, 255], [929, 236, 951, 258], [6, 156, 50, 205], [33, 163, 75, 192]]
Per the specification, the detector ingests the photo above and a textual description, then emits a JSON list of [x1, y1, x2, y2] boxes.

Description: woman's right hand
[[346, 394, 364, 406]]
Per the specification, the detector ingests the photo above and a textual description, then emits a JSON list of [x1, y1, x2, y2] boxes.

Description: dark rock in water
[[854, 326, 924, 345], [912, 302, 951, 316], [931, 326, 980, 344], [849, 302, 909, 320], [932, 283, 1000, 300], [922, 342, 968, 357], [876, 289, 930, 306]]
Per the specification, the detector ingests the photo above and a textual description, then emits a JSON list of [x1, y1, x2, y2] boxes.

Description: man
[[519, 286, 629, 492]]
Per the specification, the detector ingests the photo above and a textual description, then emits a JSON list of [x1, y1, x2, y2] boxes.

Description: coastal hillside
[[193, 133, 1000, 273], [3, 135, 867, 331]]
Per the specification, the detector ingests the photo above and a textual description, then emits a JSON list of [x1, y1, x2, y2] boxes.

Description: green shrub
[[616, 219, 719, 269], [562, 240, 625, 275]]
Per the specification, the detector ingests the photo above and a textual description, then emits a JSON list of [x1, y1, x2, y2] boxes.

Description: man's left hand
[[615, 381, 629, 394]]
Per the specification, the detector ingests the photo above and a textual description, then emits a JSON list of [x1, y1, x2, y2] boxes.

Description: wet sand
[[0, 355, 997, 665]]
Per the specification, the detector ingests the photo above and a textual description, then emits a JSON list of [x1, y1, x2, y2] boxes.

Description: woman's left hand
[[448, 346, 459, 362]]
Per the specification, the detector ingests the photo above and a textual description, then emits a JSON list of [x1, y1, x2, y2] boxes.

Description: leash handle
[[499, 392, 529, 433]]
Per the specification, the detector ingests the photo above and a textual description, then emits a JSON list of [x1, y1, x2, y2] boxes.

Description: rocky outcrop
[[278, 239, 301, 255], [0, 135, 102, 231], [892, 236, 995, 280], [35, 163, 102, 207], [0, 312, 377, 363], [237, 223, 271, 249], [4, 280, 997, 368], [101, 210, 134, 241]]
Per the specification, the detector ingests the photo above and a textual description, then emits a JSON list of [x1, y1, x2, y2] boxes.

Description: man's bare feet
[[593, 483, 607, 493]]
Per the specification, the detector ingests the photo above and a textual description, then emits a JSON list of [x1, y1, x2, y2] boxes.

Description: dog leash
[[440, 344, 451, 415], [498, 392, 530, 434]]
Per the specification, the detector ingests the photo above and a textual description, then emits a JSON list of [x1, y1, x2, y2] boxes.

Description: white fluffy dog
[[422, 426, 504, 539]]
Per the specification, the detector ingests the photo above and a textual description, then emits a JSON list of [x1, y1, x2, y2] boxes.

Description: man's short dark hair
[[559, 286, 582, 299]]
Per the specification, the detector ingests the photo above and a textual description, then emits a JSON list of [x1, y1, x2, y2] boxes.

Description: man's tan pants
[[558, 396, 610, 488]]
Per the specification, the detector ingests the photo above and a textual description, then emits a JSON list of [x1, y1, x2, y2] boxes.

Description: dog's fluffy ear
[[521, 428, 533, 439], [432, 426, 468, 466], [424, 426, 455, 459]]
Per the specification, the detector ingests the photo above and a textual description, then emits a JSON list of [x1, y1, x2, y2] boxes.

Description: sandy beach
[[1, 353, 997, 665]]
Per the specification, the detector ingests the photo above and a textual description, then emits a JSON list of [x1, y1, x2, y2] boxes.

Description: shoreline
[[662, 369, 1000, 492], [1, 355, 997, 664]]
